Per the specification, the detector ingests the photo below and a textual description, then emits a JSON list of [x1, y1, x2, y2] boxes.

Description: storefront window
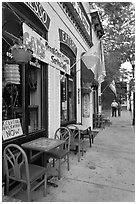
[[2, 55, 47, 137], [2, 63, 22, 121], [60, 73, 76, 124], [61, 75, 67, 122], [28, 64, 42, 133], [68, 78, 75, 121], [60, 42, 76, 125]]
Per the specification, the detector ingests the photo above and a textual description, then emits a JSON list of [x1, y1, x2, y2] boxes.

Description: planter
[[12, 48, 33, 63]]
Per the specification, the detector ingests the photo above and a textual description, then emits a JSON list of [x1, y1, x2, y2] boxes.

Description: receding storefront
[[59, 29, 77, 125]]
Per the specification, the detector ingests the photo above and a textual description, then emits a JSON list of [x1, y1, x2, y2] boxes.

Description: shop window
[[60, 43, 76, 125], [61, 75, 67, 122], [28, 65, 42, 133], [68, 78, 75, 121], [2, 63, 22, 121], [60, 72, 76, 124], [2, 54, 47, 137]]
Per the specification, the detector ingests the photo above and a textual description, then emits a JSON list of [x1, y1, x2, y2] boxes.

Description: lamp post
[[129, 55, 135, 126]]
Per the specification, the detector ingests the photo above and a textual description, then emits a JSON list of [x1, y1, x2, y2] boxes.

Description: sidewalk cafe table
[[21, 137, 65, 186], [71, 124, 99, 147]]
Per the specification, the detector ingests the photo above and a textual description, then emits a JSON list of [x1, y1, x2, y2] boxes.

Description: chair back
[[54, 127, 71, 151], [4, 144, 30, 183], [67, 124, 80, 142]]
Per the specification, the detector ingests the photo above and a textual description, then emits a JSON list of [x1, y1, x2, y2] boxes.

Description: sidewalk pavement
[[16, 110, 135, 202]]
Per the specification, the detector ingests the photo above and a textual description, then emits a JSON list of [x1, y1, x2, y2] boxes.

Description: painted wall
[[42, 2, 91, 137]]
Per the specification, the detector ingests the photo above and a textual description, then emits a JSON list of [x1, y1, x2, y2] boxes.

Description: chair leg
[[92, 134, 94, 144], [53, 159, 55, 167], [81, 143, 84, 156], [43, 173, 47, 197], [67, 154, 70, 171], [5, 178, 9, 195], [78, 145, 80, 162], [58, 159, 61, 180], [27, 184, 31, 202], [89, 137, 92, 147], [88, 127, 92, 147]]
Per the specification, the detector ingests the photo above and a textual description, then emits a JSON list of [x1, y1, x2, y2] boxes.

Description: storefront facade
[[2, 2, 96, 145], [2, 3, 105, 192]]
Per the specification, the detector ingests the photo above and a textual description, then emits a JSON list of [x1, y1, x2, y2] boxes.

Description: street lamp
[[129, 54, 135, 126]]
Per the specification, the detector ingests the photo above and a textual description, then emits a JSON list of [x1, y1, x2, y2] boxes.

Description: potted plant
[[11, 40, 33, 63]]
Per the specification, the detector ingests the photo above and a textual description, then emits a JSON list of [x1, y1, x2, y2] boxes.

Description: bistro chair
[[47, 127, 71, 180], [67, 124, 84, 162], [3, 144, 47, 202], [80, 126, 93, 148]]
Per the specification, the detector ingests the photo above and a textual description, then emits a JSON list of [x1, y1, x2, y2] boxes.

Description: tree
[[90, 2, 135, 81]]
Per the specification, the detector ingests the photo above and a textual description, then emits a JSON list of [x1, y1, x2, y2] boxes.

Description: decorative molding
[[60, 2, 93, 47]]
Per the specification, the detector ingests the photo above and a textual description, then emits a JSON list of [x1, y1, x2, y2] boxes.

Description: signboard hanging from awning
[[23, 23, 70, 74]]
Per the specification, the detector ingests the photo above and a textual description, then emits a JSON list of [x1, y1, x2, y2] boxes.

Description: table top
[[21, 137, 65, 152], [70, 124, 100, 132], [71, 124, 89, 131]]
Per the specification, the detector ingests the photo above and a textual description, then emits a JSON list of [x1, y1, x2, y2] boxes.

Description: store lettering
[[23, 32, 45, 58], [26, 2, 47, 26], [6, 129, 20, 138], [23, 31, 70, 67], [59, 29, 77, 55], [51, 56, 67, 70], [23, 23, 70, 73]]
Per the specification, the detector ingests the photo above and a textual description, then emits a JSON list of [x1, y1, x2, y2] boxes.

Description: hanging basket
[[11, 48, 33, 63]]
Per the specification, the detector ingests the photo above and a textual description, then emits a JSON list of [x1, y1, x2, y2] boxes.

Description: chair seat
[[4, 144, 47, 201], [71, 138, 84, 145], [47, 149, 69, 159], [10, 164, 47, 183]]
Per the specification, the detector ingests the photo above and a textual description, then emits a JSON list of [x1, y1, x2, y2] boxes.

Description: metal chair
[[47, 127, 71, 180], [67, 124, 84, 162], [3, 144, 47, 202]]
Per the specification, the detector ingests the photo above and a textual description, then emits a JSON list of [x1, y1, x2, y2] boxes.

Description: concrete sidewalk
[[17, 110, 135, 202]]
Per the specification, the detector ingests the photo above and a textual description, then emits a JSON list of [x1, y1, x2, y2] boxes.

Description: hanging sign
[[23, 23, 70, 74], [2, 118, 23, 141]]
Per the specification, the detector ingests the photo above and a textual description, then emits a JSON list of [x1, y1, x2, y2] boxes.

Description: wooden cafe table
[[71, 124, 99, 147], [21, 137, 65, 186], [21, 137, 65, 166]]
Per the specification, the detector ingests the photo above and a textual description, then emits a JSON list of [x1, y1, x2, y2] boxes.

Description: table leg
[[43, 153, 58, 187], [88, 127, 92, 147]]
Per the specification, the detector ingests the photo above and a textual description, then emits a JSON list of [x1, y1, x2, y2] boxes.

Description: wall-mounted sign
[[59, 29, 77, 56], [25, 2, 50, 30], [2, 118, 23, 141], [23, 23, 70, 74]]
